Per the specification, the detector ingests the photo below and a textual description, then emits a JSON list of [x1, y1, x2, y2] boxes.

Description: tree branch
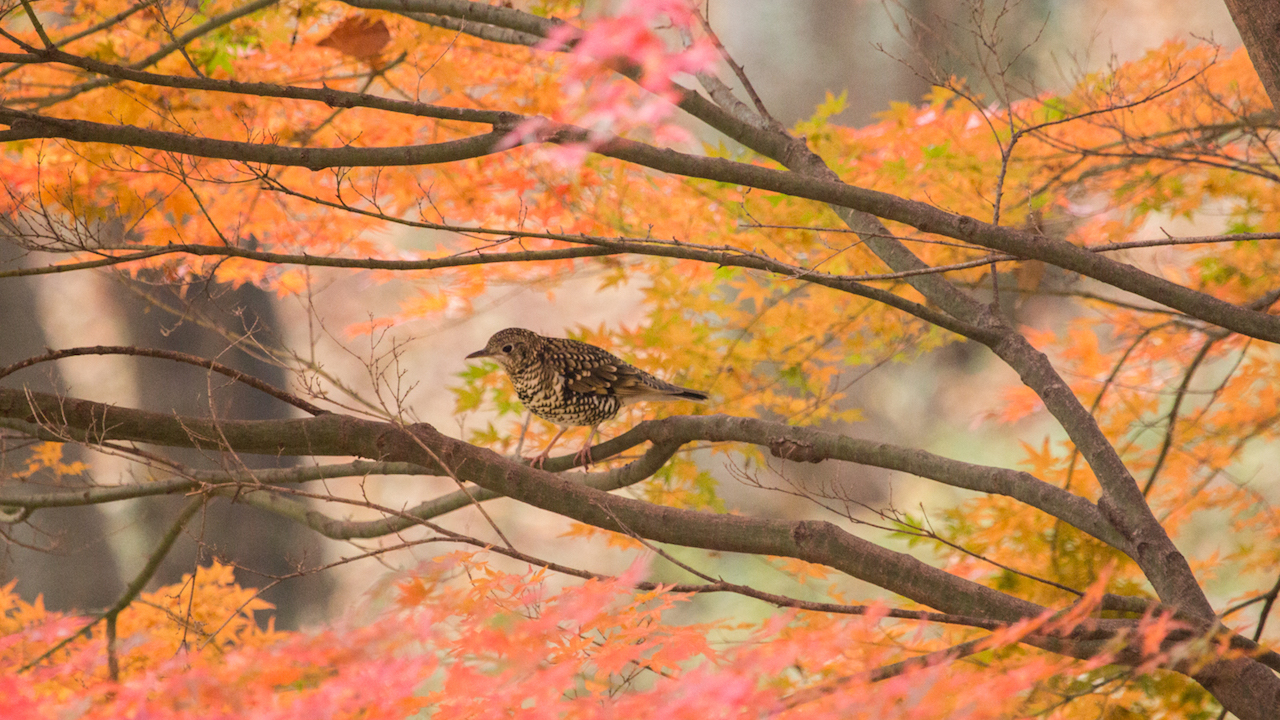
[[0, 387, 1045, 622], [0, 108, 512, 170], [0, 244, 622, 279], [4, 102, 1273, 344], [0, 46, 513, 127], [0, 345, 328, 416], [0, 461, 429, 510]]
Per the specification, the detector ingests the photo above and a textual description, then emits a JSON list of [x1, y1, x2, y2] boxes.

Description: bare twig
[[19, 497, 205, 674], [0, 346, 329, 416]]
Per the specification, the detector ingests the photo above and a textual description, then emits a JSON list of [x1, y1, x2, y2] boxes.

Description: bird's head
[[466, 327, 541, 369]]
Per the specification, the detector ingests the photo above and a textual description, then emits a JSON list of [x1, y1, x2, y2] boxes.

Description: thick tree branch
[[592, 137, 1280, 343], [0, 392, 1121, 553], [344, 0, 562, 39], [0, 108, 512, 169], [0, 387, 1044, 622], [594, 416, 1129, 552]]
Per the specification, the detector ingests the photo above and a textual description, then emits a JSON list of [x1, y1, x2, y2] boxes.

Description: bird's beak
[[466, 349, 491, 359]]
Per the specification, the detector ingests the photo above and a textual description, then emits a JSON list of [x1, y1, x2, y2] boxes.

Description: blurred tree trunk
[[119, 279, 334, 629], [1223, 1, 1280, 109], [0, 258, 332, 627]]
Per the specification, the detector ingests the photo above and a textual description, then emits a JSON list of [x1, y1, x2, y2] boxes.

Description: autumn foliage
[[1, 556, 1207, 720], [2, 0, 1280, 717]]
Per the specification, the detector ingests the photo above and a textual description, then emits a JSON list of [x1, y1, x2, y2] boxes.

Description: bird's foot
[[528, 452, 552, 470], [573, 445, 594, 470]]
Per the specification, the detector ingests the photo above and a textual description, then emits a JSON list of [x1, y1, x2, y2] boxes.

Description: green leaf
[[713, 266, 740, 282]]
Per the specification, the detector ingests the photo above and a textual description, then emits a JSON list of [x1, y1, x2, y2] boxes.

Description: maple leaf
[[317, 15, 392, 62]]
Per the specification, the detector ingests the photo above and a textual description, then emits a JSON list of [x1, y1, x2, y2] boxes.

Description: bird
[[466, 327, 708, 468]]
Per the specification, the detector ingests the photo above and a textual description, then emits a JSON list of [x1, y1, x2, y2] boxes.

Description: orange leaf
[[317, 15, 392, 61]]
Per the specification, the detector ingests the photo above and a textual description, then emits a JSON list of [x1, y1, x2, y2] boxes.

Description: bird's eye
[[501, 344, 514, 353]]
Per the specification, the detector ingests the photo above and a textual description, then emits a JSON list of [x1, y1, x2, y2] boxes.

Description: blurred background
[[0, 0, 1244, 629]]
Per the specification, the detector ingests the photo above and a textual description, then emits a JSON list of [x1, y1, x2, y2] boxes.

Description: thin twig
[[690, 5, 779, 128], [779, 637, 988, 711], [18, 0, 54, 49], [1142, 330, 1227, 496], [19, 497, 205, 673], [0, 346, 328, 416]]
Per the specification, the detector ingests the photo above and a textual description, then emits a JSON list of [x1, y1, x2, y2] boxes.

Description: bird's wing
[[548, 340, 652, 398]]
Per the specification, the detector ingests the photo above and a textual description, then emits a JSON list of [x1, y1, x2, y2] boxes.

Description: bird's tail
[[670, 388, 709, 402], [630, 378, 709, 404]]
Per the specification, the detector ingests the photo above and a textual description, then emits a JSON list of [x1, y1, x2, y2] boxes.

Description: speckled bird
[[466, 328, 708, 466]]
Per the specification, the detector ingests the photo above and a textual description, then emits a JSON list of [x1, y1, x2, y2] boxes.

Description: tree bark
[[1223, 0, 1280, 109]]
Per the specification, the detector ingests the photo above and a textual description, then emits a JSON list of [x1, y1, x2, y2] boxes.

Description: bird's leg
[[530, 427, 569, 469], [513, 411, 533, 458], [573, 426, 601, 469]]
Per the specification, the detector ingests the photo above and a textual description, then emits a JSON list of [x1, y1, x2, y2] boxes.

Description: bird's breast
[[509, 365, 621, 426]]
